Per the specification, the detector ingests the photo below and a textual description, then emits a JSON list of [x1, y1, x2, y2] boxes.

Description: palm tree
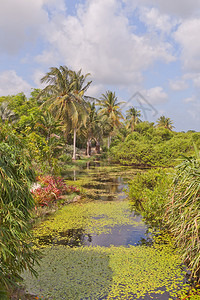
[[125, 107, 141, 131], [156, 115, 174, 131], [82, 102, 103, 156], [0, 102, 17, 123], [39, 66, 92, 160], [34, 111, 62, 140], [98, 91, 124, 148]]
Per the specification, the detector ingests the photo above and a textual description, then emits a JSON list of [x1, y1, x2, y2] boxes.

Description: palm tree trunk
[[86, 139, 91, 157], [72, 127, 76, 160], [95, 139, 100, 154]]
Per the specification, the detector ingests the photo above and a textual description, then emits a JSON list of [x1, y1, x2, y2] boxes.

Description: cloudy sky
[[1, 0, 200, 131]]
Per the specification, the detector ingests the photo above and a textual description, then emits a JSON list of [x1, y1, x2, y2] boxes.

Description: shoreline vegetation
[[0, 65, 200, 299]]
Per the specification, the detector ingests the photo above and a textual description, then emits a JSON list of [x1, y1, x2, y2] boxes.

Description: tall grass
[[166, 147, 200, 278], [0, 142, 40, 296]]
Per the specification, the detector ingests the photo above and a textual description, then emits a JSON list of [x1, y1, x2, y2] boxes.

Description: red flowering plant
[[31, 175, 80, 206]]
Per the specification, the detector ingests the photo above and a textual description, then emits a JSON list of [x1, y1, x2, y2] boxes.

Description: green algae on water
[[23, 244, 190, 300], [33, 201, 144, 244]]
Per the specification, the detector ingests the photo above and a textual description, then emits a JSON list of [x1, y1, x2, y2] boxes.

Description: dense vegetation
[[0, 127, 40, 298], [128, 155, 200, 281], [109, 123, 200, 167], [0, 64, 200, 297]]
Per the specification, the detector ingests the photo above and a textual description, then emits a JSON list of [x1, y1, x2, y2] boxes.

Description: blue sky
[[1, 0, 200, 131]]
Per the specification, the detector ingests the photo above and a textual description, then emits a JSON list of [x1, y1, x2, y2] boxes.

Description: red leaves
[[32, 175, 80, 206]]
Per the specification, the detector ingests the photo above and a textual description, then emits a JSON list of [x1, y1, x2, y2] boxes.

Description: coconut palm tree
[[125, 107, 141, 131], [81, 102, 103, 156], [39, 66, 92, 160], [156, 115, 174, 131], [98, 91, 124, 148], [0, 102, 17, 123]]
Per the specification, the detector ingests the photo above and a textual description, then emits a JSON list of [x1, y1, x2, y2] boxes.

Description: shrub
[[0, 142, 40, 296], [166, 151, 200, 278], [32, 176, 80, 206], [128, 168, 172, 225]]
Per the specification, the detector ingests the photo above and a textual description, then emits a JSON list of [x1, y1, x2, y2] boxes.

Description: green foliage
[[109, 125, 200, 167], [166, 151, 200, 278], [128, 168, 172, 225], [156, 115, 174, 130], [0, 140, 40, 295]]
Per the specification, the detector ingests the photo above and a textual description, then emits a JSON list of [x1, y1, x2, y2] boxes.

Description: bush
[[128, 168, 172, 225], [166, 152, 200, 278], [0, 142, 40, 296], [32, 176, 80, 206], [109, 126, 200, 167]]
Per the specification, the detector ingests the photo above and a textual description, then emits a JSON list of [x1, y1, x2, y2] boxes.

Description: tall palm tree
[[125, 107, 141, 131], [82, 102, 103, 156], [39, 66, 92, 160], [98, 91, 124, 148], [156, 115, 174, 131]]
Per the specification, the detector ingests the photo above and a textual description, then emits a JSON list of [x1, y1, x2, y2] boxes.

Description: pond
[[23, 162, 190, 299]]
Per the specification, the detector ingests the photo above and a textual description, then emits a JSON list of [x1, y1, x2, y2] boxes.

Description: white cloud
[[192, 74, 200, 88], [142, 86, 168, 105], [0, 0, 49, 54], [32, 69, 46, 88], [85, 83, 104, 99], [0, 70, 31, 96], [174, 19, 200, 72], [35, 50, 61, 66], [37, 0, 174, 91], [125, 0, 200, 18], [149, 0, 200, 18], [169, 79, 188, 91], [184, 96, 195, 103], [139, 7, 177, 34]]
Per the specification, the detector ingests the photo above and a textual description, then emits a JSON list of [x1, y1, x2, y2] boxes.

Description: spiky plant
[[166, 145, 200, 278]]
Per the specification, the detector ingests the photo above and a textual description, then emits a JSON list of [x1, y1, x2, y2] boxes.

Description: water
[[24, 162, 190, 300], [37, 163, 152, 248]]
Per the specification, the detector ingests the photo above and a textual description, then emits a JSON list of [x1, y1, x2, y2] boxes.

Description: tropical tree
[[0, 102, 16, 123], [98, 91, 124, 148], [39, 66, 92, 160], [125, 106, 141, 131], [156, 115, 174, 131], [82, 102, 103, 156], [32, 111, 64, 174]]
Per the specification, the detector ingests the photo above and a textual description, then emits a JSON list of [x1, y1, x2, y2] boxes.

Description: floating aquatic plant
[[33, 201, 144, 245], [23, 244, 190, 300]]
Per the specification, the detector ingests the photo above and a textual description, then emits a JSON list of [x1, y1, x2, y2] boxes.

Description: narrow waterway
[[23, 162, 189, 300]]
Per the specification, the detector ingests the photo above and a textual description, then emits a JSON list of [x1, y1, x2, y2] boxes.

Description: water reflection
[[37, 228, 92, 247], [36, 221, 153, 248]]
